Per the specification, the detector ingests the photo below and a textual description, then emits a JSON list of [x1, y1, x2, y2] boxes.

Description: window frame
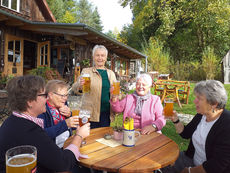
[[1, 0, 20, 12]]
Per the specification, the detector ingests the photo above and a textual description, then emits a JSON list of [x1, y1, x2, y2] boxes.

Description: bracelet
[[173, 119, 180, 124], [76, 133, 83, 140], [188, 167, 191, 173]]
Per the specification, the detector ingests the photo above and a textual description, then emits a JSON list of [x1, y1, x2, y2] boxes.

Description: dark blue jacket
[[38, 103, 72, 142]]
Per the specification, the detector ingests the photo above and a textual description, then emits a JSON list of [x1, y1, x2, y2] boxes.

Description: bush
[[28, 67, 63, 82], [0, 73, 14, 90]]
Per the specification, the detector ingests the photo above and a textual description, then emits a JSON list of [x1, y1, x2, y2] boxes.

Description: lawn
[[111, 82, 230, 151]]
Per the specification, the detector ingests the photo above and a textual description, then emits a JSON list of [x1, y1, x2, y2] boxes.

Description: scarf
[[133, 91, 151, 116], [47, 101, 65, 125]]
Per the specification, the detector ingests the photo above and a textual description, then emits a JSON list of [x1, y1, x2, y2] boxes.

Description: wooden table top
[[64, 127, 179, 173]]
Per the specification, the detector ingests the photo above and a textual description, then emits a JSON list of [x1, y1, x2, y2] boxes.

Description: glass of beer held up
[[82, 73, 90, 93], [112, 80, 120, 95], [6, 145, 37, 173], [68, 96, 82, 134], [79, 109, 91, 144], [163, 98, 174, 117]]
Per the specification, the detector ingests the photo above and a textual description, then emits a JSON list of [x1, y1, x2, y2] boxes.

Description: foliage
[[119, 0, 230, 81], [28, 67, 63, 82], [111, 113, 123, 132], [142, 38, 170, 73], [0, 73, 14, 90], [75, 0, 103, 31], [47, 0, 103, 31], [201, 47, 220, 80]]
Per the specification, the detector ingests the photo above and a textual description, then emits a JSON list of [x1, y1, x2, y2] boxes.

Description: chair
[[178, 81, 190, 104]]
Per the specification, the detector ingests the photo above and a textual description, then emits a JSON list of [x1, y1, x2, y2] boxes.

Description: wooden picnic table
[[64, 127, 179, 173]]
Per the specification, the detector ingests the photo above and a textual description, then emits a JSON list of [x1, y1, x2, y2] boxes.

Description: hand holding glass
[[79, 109, 91, 144], [82, 73, 90, 93], [112, 80, 120, 95]]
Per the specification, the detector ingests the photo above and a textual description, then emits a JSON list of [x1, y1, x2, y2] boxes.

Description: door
[[37, 41, 50, 67], [23, 40, 37, 74], [4, 34, 24, 76]]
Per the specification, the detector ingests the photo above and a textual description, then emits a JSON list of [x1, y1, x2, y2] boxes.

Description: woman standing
[[72, 45, 116, 129], [162, 80, 230, 173]]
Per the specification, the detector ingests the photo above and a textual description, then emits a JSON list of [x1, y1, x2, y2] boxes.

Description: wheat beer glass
[[67, 96, 82, 135], [82, 73, 90, 93], [112, 80, 120, 95], [79, 109, 91, 144], [6, 145, 37, 173], [164, 98, 174, 117]]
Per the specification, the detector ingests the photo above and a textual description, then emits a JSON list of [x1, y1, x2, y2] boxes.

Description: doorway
[[23, 40, 37, 74]]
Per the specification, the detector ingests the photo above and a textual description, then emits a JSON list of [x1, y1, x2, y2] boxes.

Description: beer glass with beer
[[67, 96, 82, 135], [6, 145, 37, 173], [163, 98, 174, 117], [82, 73, 90, 93], [79, 109, 91, 144], [112, 80, 120, 95]]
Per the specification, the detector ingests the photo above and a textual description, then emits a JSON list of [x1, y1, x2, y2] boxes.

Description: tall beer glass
[[68, 96, 82, 135], [82, 73, 90, 93], [79, 109, 91, 144], [164, 98, 174, 117], [6, 145, 37, 173], [112, 80, 120, 95]]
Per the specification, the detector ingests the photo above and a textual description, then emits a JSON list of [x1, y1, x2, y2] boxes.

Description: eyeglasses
[[37, 93, 48, 98], [53, 92, 69, 98]]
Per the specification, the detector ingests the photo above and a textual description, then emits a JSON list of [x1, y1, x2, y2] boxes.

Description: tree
[[75, 0, 103, 31]]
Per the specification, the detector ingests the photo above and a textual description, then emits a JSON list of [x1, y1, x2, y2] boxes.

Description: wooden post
[[74, 63, 80, 83]]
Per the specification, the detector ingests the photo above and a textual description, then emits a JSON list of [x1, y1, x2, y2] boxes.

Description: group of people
[[0, 44, 230, 173]]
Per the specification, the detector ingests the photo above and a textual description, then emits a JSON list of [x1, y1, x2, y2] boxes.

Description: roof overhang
[[0, 9, 146, 60]]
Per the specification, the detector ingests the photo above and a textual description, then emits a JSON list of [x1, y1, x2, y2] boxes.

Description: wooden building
[[0, 0, 145, 81]]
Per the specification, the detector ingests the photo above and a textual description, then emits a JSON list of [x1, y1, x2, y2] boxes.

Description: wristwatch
[[152, 124, 157, 130]]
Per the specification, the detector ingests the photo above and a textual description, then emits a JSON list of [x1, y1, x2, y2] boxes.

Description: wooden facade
[[0, 0, 145, 80]]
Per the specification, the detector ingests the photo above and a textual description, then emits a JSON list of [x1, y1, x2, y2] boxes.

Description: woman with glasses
[[38, 80, 79, 148], [0, 75, 90, 172]]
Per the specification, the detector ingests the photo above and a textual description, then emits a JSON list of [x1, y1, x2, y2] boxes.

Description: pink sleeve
[[65, 144, 88, 161], [152, 97, 166, 131], [110, 96, 128, 113]]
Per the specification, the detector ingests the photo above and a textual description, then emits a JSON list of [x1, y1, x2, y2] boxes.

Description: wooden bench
[[153, 80, 190, 106]]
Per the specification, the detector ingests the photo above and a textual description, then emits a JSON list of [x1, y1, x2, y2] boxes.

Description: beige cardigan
[[72, 67, 117, 122]]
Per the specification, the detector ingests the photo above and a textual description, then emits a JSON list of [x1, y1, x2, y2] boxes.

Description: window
[[40, 44, 48, 65], [8, 40, 21, 63], [1, 0, 20, 12]]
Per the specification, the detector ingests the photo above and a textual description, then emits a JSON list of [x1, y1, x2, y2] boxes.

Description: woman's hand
[[77, 123, 90, 139], [141, 125, 156, 135], [59, 105, 71, 117], [79, 77, 85, 87], [167, 110, 179, 122], [65, 116, 79, 128]]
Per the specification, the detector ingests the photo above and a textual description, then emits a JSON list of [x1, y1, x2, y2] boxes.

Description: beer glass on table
[[79, 109, 91, 144], [112, 80, 120, 95], [82, 73, 91, 93], [6, 145, 37, 173], [67, 96, 82, 135], [163, 98, 174, 118]]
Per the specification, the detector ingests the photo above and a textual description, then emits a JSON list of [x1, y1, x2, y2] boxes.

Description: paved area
[[177, 113, 194, 124]]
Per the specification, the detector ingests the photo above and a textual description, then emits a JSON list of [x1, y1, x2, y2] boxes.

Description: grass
[[111, 82, 230, 151]]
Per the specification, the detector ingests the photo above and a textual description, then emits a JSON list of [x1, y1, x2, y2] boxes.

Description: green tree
[[75, 0, 103, 31], [46, 0, 65, 22]]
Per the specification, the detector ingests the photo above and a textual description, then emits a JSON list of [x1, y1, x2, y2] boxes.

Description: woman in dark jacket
[[162, 80, 230, 173], [0, 75, 90, 173]]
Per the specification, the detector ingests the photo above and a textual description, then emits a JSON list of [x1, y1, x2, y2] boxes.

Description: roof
[[35, 0, 56, 22], [0, 9, 146, 59]]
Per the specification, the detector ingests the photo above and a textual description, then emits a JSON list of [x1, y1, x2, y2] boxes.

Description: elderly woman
[[111, 73, 166, 134], [162, 80, 230, 173], [72, 45, 116, 129], [0, 75, 90, 173], [38, 80, 78, 148]]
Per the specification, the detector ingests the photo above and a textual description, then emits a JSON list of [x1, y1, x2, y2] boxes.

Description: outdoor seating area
[[153, 80, 190, 108]]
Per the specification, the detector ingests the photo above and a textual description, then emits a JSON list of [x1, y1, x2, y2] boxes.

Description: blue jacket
[[38, 103, 72, 142]]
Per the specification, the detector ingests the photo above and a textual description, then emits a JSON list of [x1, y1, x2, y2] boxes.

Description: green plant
[[111, 113, 123, 132], [0, 74, 14, 89]]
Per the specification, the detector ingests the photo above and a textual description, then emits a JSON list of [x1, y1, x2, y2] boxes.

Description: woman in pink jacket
[[111, 73, 166, 134]]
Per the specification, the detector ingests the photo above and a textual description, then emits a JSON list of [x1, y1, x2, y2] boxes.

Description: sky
[[88, 0, 133, 33]]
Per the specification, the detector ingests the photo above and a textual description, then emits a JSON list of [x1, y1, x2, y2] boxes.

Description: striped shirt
[[13, 111, 44, 128]]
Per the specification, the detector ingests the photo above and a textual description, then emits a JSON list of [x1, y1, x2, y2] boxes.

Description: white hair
[[92, 45, 108, 57], [136, 73, 152, 87]]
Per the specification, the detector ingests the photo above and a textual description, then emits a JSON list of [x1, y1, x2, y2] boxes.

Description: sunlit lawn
[[111, 82, 230, 151]]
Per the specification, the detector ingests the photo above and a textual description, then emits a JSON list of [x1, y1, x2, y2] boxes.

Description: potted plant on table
[[111, 113, 123, 141]]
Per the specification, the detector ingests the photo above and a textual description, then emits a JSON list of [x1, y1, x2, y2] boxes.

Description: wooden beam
[[0, 15, 8, 21], [20, 26, 88, 36], [5, 20, 24, 26]]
